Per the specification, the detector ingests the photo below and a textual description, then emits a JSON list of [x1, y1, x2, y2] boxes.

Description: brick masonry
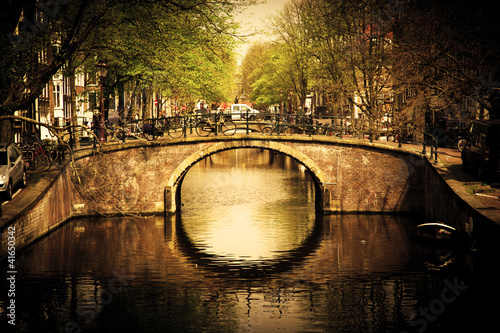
[[70, 138, 426, 215], [0, 166, 85, 261], [0, 135, 487, 260]]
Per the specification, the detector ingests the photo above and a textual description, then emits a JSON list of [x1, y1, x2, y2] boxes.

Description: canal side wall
[[1, 136, 496, 260], [0, 164, 86, 261]]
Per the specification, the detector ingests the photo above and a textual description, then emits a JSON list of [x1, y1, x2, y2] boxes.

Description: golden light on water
[[181, 149, 316, 261]]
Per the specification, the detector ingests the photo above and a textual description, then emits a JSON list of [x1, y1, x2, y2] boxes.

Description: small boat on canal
[[416, 222, 456, 242]]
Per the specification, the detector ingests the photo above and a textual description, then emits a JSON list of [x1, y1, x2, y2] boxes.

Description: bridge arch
[[165, 140, 328, 212]]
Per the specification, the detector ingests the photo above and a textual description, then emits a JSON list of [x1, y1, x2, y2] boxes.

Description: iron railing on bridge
[[102, 111, 405, 143]]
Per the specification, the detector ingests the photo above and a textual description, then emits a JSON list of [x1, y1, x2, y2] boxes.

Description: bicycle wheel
[[279, 125, 289, 135], [196, 121, 211, 137], [44, 143, 58, 161], [262, 126, 273, 135], [34, 155, 52, 171], [143, 131, 154, 141], [221, 121, 236, 136], [113, 128, 125, 141], [168, 120, 184, 139]]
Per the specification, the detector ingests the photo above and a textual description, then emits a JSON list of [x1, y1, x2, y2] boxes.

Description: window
[[54, 84, 61, 108], [89, 92, 97, 109], [9, 146, 19, 162], [0, 152, 7, 165]]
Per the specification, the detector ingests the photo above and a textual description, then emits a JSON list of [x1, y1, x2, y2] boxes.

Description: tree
[[269, 0, 313, 112], [0, 0, 111, 116], [392, 0, 500, 126], [1, 0, 249, 142], [240, 42, 283, 109], [88, 0, 243, 116]]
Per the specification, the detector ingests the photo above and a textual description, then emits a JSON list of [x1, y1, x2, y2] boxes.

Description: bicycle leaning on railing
[[144, 116, 186, 140], [112, 121, 145, 141], [195, 114, 236, 137], [261, 117, 289, 135]]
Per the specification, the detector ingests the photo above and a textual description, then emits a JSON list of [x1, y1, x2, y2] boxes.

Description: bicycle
[[43, 137, 74, 165], [163, 116, 185, 139], [20, 142, 53, 171], [262, 120, 289, 135], [142, 120, 165, 141], [113, 121, 144, 141], [195, 114, 236, 137], [140, 116, 186, 140]]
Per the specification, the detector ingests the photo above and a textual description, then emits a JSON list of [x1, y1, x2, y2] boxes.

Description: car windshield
[[0, 151, 7, 165]]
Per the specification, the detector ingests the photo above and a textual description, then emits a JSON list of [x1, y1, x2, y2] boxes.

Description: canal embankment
[[1, 137, 499, 261]]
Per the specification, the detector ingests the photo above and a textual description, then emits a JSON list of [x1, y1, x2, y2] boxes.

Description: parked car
[[461, 119, 500, 182], [0, 143, 27, 200]]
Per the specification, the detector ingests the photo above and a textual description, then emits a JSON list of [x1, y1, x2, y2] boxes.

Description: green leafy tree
[[269, 0, 313, 112], [91, 0, 243, 116]]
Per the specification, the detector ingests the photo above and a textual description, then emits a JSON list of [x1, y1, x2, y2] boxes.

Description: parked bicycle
[[43, 136, 74, 164], [262, 120, 289, 135], [113, 121, 145, 141], [196, 115, 236, 137], [142, 117, 185, 140], [142, 121, 164, 141], [20, 142, 53, 171], [163, 116, 185, 139]]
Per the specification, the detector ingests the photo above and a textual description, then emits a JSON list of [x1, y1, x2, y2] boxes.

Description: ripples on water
[[0, 149, 497, 332], [180, 149, 316, 263]]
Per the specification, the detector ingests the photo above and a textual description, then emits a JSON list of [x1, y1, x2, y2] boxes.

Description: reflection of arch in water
[[171, 212, 324, 279]]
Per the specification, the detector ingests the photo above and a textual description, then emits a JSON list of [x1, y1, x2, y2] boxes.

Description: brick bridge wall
[[71, 136, 425, 215]]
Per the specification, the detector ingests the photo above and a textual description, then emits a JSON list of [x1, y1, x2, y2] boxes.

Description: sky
[[234, 0, 290, 64]]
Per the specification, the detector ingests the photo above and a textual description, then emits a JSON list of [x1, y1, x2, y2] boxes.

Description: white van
[[224, 104, 259, 120]]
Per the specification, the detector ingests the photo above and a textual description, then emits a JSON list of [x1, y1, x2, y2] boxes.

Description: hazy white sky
[[234, 0, 289, 64]]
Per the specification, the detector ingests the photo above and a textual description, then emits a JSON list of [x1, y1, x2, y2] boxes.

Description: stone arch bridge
[[73, 135, 426, 215]]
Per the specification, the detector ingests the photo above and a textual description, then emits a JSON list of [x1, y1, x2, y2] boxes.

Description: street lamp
[[95, 60, 110, 143]]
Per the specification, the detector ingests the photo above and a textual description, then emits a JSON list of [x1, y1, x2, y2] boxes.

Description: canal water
[[1, 149, 498, 332]]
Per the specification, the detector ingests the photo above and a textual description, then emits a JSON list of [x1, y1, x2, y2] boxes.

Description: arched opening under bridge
[[165, 140, 328, 213]]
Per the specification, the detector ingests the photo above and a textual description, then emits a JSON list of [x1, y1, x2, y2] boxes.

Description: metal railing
[[82, 112, 415, 145]]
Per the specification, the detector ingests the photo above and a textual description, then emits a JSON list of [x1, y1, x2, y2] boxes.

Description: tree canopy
[[240, 0, 500, 124], [0, 0, 253, 116]]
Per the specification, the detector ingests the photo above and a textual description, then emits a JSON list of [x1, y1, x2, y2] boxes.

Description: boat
[[416, 223, 456, 241]]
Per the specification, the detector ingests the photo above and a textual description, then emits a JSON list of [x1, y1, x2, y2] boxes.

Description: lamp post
[[95, 60, 110, 143]]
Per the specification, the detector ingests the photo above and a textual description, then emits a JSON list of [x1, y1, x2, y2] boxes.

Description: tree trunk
[[69, 59, 80, 149], [118, 80, 125, 122], [0, 119, 13, 142]]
